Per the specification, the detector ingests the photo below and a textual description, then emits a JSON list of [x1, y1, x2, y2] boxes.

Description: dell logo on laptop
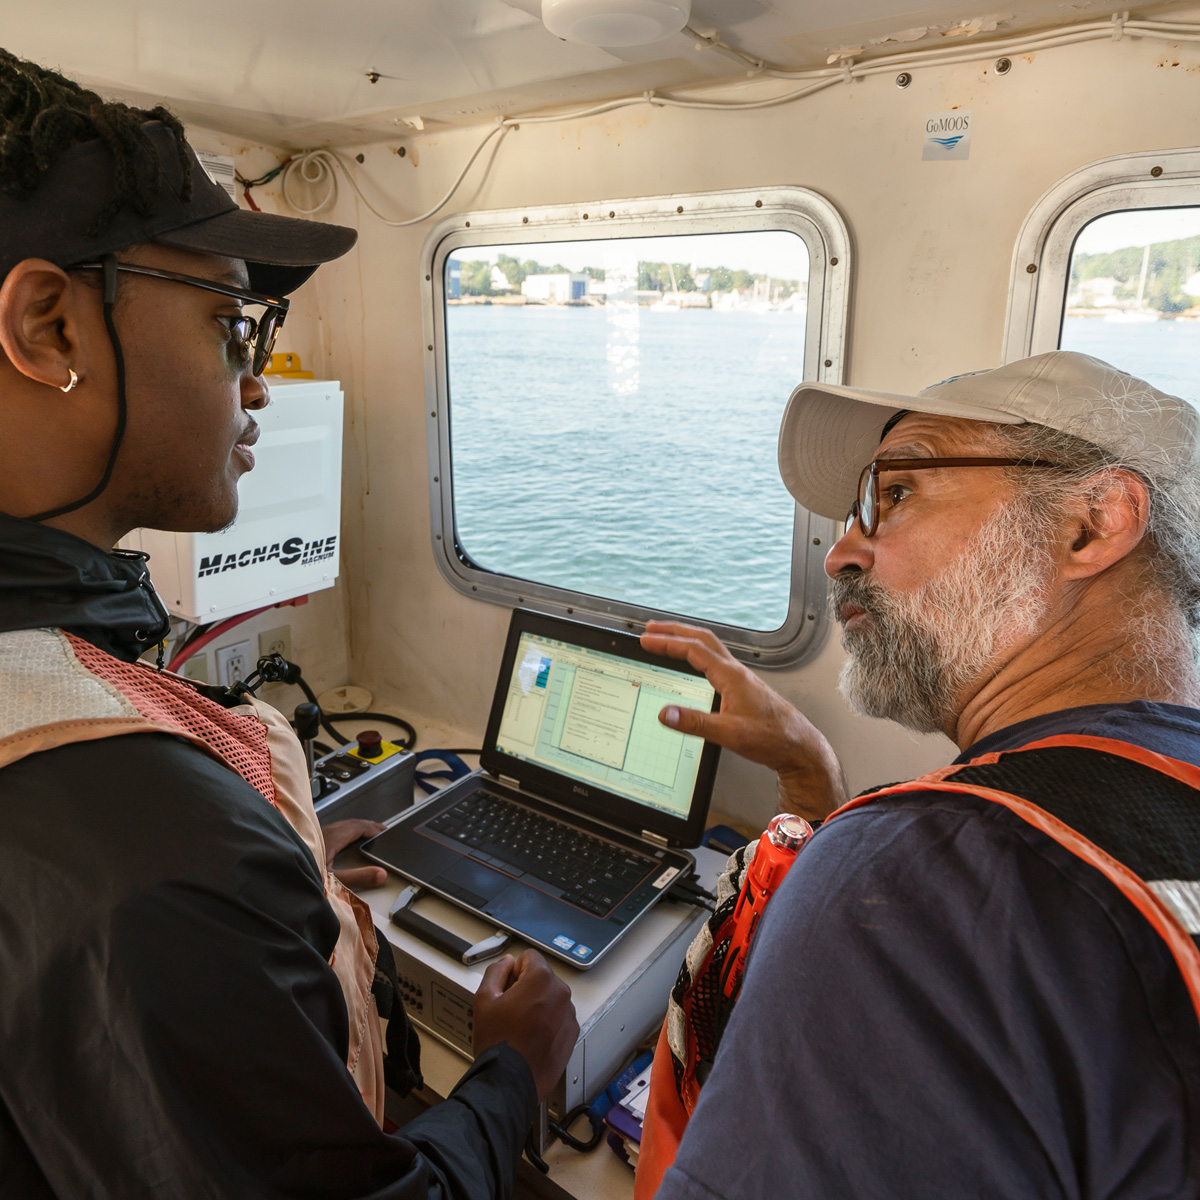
[[573, 785, 589, 796]]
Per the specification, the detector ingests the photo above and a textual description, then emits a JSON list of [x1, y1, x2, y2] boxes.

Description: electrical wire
[[326, 709, 418, 749], [279, 123, 510, 223], [166, 604, 274, 673]]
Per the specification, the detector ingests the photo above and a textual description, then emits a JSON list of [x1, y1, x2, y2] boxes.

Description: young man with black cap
[[640, 352, 1200, 1197], [0, 51, 576, 1197]]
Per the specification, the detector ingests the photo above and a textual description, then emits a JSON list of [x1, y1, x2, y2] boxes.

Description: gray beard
[[831, 499, 1055, 734]]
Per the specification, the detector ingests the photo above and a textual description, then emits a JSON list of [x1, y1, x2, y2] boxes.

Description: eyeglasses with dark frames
[[71, 261, 289, 377], [845, 456, 1065, 538]]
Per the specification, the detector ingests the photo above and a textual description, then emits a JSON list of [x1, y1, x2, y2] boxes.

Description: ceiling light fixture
[[541, 0, 691, 47]]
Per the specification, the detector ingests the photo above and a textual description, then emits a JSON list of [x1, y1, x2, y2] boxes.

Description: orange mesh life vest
[[635, 734, 1200, 1197], [0, 627, 387, 1124]]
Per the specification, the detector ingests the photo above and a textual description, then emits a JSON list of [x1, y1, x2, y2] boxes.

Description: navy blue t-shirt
[[659, 703, 1200, 1200]]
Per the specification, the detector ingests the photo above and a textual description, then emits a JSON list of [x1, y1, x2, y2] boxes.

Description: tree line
[[452, 253, 802, 297], [1071, 233, 1200, 314]]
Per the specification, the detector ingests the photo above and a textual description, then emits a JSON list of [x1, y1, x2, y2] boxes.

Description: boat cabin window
[[1006, 148, 1200, 399], [421, 189, 850, 664]]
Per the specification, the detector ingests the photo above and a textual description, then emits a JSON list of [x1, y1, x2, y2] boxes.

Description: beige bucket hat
[[778, 351, 1200, 521]]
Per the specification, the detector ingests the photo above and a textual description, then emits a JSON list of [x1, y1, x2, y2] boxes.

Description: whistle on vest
[[721, 813, 813, 1000]]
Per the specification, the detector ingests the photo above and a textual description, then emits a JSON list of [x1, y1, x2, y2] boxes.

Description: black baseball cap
[[0, 122, 355, 296]]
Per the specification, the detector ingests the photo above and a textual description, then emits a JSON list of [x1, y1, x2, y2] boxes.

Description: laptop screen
[[494, 629, 716, 820]]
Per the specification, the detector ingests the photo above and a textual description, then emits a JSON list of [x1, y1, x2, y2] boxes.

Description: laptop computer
[[361, 609, 721, 968]]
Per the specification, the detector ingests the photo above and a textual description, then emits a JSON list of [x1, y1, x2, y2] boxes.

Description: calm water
[[445, 309, 1200, 632], [447, 305, 805, 631]]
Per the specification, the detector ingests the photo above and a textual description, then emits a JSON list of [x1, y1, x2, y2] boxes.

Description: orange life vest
[[635, 734, 1200, 1197]]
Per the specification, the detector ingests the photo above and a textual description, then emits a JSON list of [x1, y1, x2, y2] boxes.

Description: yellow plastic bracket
[[263, 352, 315, 378]]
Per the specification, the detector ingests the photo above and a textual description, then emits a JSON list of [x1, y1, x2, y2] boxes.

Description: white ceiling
[[1, 0, 1183, 147]]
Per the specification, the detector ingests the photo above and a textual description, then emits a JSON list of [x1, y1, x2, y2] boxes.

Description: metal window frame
[[420, 186, 850, 666], [1004, 147, 1200, 361]]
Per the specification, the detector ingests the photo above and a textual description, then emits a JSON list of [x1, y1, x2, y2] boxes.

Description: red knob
[[356, 729, 383, 759]]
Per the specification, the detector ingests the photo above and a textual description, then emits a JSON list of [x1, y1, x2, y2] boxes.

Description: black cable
[[548, 1105, 605, 1153], [325, 710, 417, 750], [295, 675, 349, 746], [434, 748, 482, 756]]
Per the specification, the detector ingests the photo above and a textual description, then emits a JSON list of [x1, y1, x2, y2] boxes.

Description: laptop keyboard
[[423, 791, 658, 917]]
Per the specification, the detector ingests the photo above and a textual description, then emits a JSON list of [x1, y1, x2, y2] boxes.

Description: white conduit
[[280, 11, 1200, 220]]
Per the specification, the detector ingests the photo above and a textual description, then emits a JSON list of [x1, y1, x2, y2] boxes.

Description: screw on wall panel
[[430, 410, 436, 417], [365, 70, 381, 84], [583, 213, 589, 219], [355, 153, 365, 163], [425, 274, 431, 281], [567, 607, 573, 613], [428, 344, 434, 350], [626, 620, 635, 629], [1151, 165, 1164, 177], [807, 612, 816, 621], [994, 57, 1012, 74], [523, 216, 529, 223], [472, 584, 477, 591], [519, 597, 525, 604], [397, 146, 406, 157], [1026, 263, 1038, 274], [609, 210, 615, 217], [753, 650, 761, 658], [433, 475, 439, 482], [676, 205, 684, 213], [813, 537, 822, 545], [896, 72, 912, 88], [829, 257, 838, 266], [824, 359, 833, 367], [465, 221, 471, 227], [755, 199, 763, 207], [436, 533, 442, 540]]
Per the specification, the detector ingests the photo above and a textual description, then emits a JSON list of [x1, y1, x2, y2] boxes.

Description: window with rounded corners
[[1005, 147, 1200, 402], [419, 188, 850, 666]]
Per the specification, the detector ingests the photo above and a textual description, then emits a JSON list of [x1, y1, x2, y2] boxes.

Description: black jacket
[[0, 513, 537, 1198]]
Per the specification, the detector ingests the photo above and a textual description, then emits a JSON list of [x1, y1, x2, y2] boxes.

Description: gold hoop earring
[[59, 369, 79, 393]]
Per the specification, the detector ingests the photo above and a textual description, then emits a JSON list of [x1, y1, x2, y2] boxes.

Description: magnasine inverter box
[[123, 378, 344, 623]]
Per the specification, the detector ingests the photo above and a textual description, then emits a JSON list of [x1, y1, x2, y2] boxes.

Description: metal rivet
[[355, 152, 365, 163], [1151, 166, 1164, 178], [425, 274, 431, 281], [829, 257, 838, 266], [427, 344, 434, 350], [583, 213, 589, 220], [436, 533, 442, 540], [430, 411, 436, 417], [676, 206, 684, 213], [896, 72, 912, 88], [397, 146, 406, 157], [994, 57, 1012, 74], [824, 359, 833, 367], [609, 210, 615, 218], [812, 537, 821, 545], [1026, 263, 1038, 274], [522, 216, 529, 224], [807, 612, 816, 621], [753, 650, 761, 658], [465, 220, 471, 227], [755, 199, 763, 208], [567, 607, 574, 614], [433, 476, 439, 483]]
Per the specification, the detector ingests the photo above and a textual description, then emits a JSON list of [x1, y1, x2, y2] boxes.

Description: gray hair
[[983, 414, 1200, 661]]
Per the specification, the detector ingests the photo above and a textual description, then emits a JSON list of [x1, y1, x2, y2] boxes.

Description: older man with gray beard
[[642, 351, 1200, 1200]]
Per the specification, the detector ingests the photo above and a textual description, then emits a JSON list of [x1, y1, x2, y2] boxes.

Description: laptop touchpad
[[433, 857, 511, 909]]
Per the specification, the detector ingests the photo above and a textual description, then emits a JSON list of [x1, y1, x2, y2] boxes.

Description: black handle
[[294, 702, 321, 742]]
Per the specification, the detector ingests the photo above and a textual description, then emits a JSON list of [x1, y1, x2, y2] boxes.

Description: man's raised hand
[[472, 950, 578, 1103], [640, 621, 848, 821]]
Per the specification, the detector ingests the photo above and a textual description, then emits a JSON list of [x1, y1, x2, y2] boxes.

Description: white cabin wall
[[262, 20, 1200, 825]]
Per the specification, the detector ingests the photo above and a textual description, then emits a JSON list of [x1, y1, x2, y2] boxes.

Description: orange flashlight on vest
[[721, 812, 814, 999]]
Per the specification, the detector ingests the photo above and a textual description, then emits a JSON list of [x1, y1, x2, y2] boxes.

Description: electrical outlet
[[258, 625, 292, 663], [182, 654, 210, 684], [215, 640, 253, 688]]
